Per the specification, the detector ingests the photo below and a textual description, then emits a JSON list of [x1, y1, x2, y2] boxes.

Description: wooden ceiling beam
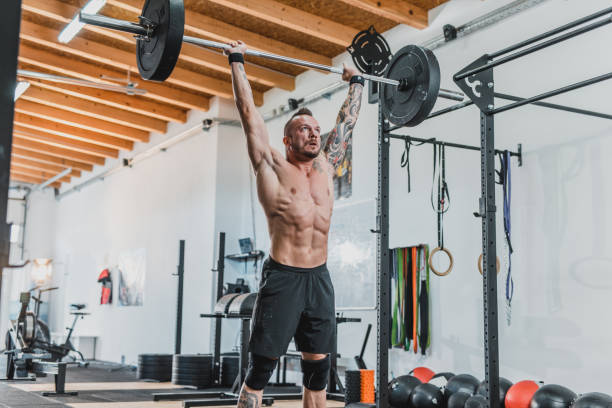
[[11, 157, 82, 178], [12, 146, 93, 172], [334, 0, 428, 29], [18, 44, 210, 112], [19, 20, 263, 105], [205, 0, 357, 46], [12, 137, 106, 166], [14, 112, 133, 151], [11, 165, 71, 183], [107, 0, 332, 67], [21, 77, 187, 124], [15, 99, 149, 143], [10, 173, 62, 189], [21, 0, 294, 91], [23, 85, 166, 134], [14, 125, 119, 159]]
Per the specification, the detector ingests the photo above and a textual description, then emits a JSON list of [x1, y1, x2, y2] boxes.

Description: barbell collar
[[80, 12, 152, 37]]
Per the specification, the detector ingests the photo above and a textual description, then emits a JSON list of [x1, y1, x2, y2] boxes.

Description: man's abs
[[257, 153, 334, 267]]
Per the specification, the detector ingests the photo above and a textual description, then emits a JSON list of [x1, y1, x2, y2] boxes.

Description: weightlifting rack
[[375, 6, 612, 408]]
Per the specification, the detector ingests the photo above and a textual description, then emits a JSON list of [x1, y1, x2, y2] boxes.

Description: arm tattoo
[[324, 84, 363, 169], [238, 388, 259, 408]]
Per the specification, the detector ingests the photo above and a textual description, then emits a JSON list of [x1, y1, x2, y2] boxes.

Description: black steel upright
[[175, 240, 185, 354], [453, 53, 500, 408], [213, 232, 226, 384], [377, 104, 391, 408], [0, 0, 21, 312]]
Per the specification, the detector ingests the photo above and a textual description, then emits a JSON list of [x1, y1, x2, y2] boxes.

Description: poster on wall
[[117, 248, 146, 306], [327, 200, 375, 309], [321, 131, 352, 200]]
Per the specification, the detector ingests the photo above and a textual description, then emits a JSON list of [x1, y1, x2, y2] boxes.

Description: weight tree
[[376, 6, 612, 408]]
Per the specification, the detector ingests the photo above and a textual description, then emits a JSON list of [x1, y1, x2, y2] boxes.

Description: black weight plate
[[172, 377, 212, 386], [381, 45, 440, 127], [347, 25, 392, 76], [172, 367, 212, 375], [174, 367, 212, 373], [139, 374, 171, 381], [138, 366, 172, 373], [137, 0, 184, 81], [172, 374, 213, 382], [139, 362, 172, 368]]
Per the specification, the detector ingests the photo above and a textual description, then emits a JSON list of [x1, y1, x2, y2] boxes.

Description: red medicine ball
[[411, 367, 435, 383], [505, 380, 540, 408]]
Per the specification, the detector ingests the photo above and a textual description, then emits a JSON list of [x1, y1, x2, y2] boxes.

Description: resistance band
[[404, 247, 412, 350], [412, 246, 418, 353], [497, 150, 514, 326], [418, 245, 430, 354]]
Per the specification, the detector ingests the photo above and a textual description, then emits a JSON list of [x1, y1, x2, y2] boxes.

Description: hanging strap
[[431, 143, 450, 248], [401, 137, 432, 193]]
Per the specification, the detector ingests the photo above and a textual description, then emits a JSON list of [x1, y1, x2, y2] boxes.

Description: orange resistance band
[[412, 246, 418, 352]]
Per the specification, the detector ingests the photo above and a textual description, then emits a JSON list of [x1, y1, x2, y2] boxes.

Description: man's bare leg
[[302, 352, 327, 408], [237, 384, 263, 408]]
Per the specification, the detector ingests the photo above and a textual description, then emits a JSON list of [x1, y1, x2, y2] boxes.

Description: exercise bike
[[4, 286, 89, 379], [4, 288, 52, 379]]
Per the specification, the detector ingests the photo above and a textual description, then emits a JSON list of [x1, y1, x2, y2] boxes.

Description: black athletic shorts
[[249, 257, 336, 358]]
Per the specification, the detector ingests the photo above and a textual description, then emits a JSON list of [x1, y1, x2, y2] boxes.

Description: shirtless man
[[225, 41, 363, 408]]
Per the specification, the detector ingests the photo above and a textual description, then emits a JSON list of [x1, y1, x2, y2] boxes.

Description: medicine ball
[[530, 384, 577, 408], [411, 367, 436, 383], [445, 374, 480, 402], [448, 392, 472, 408], [465, 394, 489, 408], [571, 392, 612, 408], [477, 377, 514, 408], [411, 383, 444, 408], [429, 372, 455, 390], [389, 375, 422, 408], [506, 381, 541, 408]]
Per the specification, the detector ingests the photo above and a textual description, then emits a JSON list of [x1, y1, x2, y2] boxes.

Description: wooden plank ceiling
[[12, 0, 446, 189]]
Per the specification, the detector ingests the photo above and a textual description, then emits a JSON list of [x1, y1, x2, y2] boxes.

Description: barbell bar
[[79, 11, 464, 103]]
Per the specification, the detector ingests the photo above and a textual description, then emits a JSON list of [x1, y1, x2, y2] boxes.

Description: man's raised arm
[[226, 41, 272, 172], [324, 65, 364, 169]]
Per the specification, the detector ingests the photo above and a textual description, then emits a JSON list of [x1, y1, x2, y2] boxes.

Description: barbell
[[79, 0, 464, 127]]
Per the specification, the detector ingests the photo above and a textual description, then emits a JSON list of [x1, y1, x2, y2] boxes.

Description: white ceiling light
[[14, 81, 30, 101], [58, 0, 106, 43]]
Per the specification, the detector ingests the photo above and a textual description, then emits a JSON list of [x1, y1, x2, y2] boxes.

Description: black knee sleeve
[[301, 355, 330, 391], [245, 354, 278, 390]]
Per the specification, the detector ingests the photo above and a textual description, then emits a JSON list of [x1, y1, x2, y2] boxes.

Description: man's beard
[[292, 141, 320, 159]]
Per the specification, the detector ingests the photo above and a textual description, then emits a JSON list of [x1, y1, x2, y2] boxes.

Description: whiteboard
[[327, 199, 377, 309]]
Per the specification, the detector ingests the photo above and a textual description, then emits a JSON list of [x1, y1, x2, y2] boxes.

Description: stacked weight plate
[[172, 354, 213, 388], [137, 353, 173, 381], [220, 352, 240, 387]]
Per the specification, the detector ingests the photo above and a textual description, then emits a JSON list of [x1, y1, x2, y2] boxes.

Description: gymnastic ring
[[429, 247, 454, 276], [477, 253, 500, 275]]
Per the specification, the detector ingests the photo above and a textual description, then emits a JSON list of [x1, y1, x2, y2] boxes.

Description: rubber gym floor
[[0, 360, 342, 408]]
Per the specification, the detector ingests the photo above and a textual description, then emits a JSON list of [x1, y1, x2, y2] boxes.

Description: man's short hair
[[284, 107, 313, 137]]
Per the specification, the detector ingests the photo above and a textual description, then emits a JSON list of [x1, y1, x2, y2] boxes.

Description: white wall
[[213, 0, 612, 394], [47, 105, 220, 364], [10, 0, 612, 393]]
